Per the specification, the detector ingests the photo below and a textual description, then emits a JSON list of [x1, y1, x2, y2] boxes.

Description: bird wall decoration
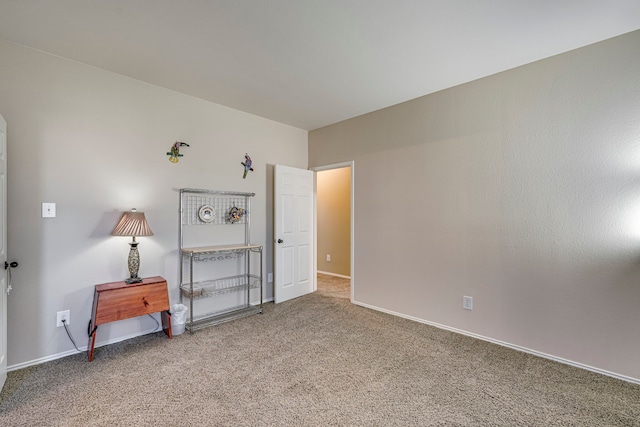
[[167, 141, 190, 163], [241, 153, 254, 178]]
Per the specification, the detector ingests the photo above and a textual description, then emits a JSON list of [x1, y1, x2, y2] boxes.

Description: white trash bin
[[171, 303, 189, 335]]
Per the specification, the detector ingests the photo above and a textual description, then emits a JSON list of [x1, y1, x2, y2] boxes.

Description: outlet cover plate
[[56, 310, 70, 327]]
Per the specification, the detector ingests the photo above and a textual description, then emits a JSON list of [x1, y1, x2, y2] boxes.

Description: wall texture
[[316, 167, 351, 276], [0, 39, 307, 367], [309, 30, 640, 381]]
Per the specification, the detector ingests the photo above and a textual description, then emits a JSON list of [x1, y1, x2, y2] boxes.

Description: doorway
[[312, 162, 354, 301]]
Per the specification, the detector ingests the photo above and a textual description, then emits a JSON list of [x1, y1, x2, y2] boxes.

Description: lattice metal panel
[[182, 192, 248, 225]]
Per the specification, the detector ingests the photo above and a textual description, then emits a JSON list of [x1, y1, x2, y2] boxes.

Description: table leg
[[88, 325, 97, 362], [161, 310, 172, 339]]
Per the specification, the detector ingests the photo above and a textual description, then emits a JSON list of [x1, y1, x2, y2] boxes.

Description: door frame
[[0, 114, 6, 392], [311, 161, 355, 302]]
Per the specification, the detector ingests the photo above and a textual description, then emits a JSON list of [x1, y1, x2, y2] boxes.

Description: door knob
[[277, 239, 283, 244]]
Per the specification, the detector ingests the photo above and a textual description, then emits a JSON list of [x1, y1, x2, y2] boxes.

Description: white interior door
[[0, 114, 7, 391], [274, 165, 314, 303]]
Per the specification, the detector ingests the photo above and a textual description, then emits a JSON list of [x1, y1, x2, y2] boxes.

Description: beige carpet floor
[[1, 273, 639, 426]]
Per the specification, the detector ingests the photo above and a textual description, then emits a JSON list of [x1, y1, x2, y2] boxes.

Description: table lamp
[[112, 208, 154, 284]]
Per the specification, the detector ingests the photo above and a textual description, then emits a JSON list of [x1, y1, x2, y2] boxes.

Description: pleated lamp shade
[[112, 209, 154, 237]]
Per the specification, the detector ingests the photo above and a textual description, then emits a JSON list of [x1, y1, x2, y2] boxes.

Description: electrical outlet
[[463, 296, 473, 310], [326, 254, 331, 262], [267, 273, 273, 283], [56, 310, 70, 327]]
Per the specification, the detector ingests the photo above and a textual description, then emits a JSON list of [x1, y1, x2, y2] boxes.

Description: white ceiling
[[1, 1, 639, 130]]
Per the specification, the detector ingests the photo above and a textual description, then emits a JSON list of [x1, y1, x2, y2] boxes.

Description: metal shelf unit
[[179, 189, 263, 332]]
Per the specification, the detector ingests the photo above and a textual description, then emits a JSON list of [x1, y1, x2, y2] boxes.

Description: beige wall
[[317, 167, 351, 276], [309, 30, 640, 382], [0, 39, 307, 367]]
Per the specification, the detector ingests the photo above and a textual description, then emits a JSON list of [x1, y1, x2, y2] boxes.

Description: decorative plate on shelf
[[198, 205, 216, 223]]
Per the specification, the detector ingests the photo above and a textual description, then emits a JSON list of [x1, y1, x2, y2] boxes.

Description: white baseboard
[[8, 297, 276, 371], [352, 300, 640, 385], [7, 302, 273, 372], [8, 327, 159, 372], [8, 348, 83, 372], [317, 270, 351, 279], [15, 297, 636, 386]]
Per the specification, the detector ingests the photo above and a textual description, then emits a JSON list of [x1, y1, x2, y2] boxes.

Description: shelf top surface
[[95, 276, 166, 291], [181, 243, 262, 254]]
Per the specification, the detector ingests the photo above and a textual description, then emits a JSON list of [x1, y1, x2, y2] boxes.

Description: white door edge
[[0, 114, 7, 392]]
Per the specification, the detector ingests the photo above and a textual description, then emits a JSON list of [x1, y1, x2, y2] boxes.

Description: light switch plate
[[42, 202, 56, 218]]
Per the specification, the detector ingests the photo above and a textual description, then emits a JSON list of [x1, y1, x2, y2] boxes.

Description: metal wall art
[[227, 206, 246, 223]]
